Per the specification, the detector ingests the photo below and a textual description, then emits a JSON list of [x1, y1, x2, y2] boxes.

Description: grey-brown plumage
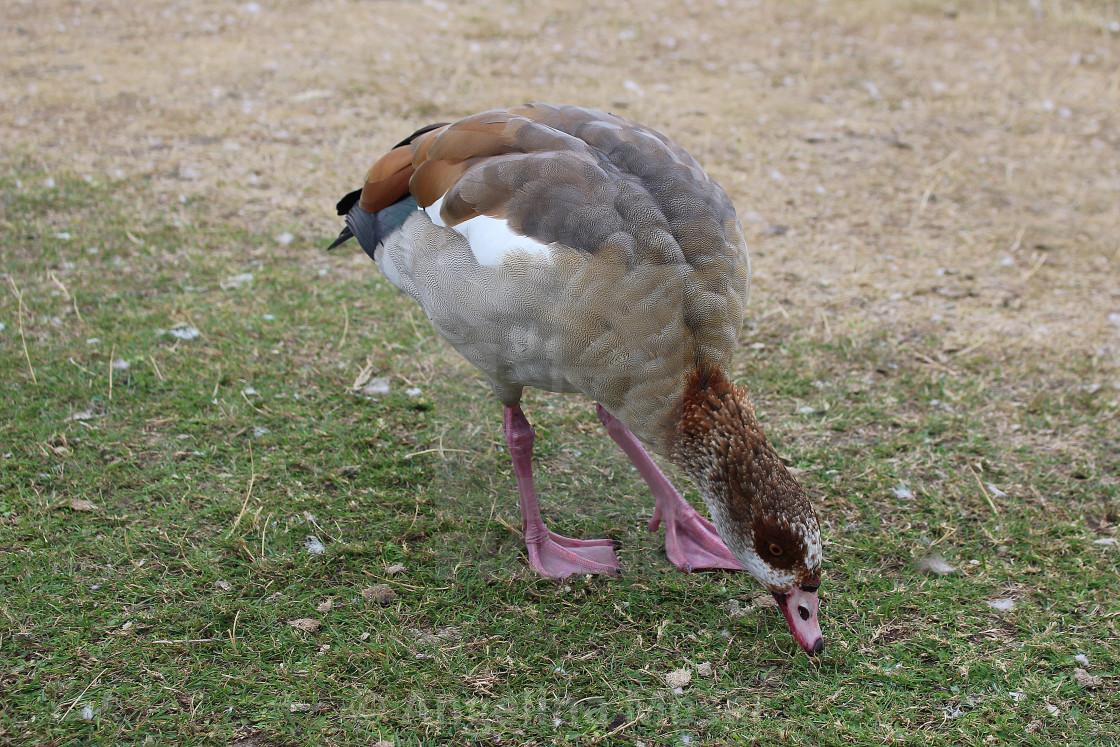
[[353, 103, 750, 450], [331, 103, 824, 654]]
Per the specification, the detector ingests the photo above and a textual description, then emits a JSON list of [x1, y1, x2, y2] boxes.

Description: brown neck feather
[[668, 364, 809, 529]]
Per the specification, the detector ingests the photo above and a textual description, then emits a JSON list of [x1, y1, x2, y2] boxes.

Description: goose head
[[671, 365, 824, 654]]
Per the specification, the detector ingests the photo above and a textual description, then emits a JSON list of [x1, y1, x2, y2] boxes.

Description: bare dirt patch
[[4, 0, 1117, 371]]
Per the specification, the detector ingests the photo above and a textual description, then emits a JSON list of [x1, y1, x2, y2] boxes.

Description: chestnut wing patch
[[357, 145, 418, 214]]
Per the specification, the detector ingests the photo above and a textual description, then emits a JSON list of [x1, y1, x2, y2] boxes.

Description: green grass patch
[[1, 173, 1117, 745]]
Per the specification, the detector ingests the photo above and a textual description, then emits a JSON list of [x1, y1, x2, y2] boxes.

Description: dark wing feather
[[392, 122, 449, 150]]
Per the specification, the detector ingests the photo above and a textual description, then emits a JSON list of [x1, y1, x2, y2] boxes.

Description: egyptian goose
[[329, 104, 824, 653]]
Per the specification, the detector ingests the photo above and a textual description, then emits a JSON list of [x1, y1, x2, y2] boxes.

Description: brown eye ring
[[768, 543, 783, 557]]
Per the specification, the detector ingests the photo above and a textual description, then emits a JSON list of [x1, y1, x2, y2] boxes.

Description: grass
[[3, 0, 1120, 742], [1, 170, 1117, 746]]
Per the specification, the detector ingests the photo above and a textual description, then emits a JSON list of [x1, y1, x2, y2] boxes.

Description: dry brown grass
[[4, 0, 1118, 365]]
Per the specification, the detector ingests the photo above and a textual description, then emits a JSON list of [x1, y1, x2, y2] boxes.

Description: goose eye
[[768, 543, 783, 557]]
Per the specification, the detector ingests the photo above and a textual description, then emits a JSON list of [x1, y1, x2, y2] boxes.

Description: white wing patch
[[425, 196, 552, 268], [423, 196, 450, 228]]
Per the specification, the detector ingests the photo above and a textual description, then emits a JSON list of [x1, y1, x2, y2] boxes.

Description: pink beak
[[773, 586, 824, 654]]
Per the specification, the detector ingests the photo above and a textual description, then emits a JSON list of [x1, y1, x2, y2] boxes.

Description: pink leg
[[504, 405, 621, 580], [595, 404, 744, 573]]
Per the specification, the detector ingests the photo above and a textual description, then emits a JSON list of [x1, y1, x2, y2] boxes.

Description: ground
[[1, 0, 1118, 745]]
